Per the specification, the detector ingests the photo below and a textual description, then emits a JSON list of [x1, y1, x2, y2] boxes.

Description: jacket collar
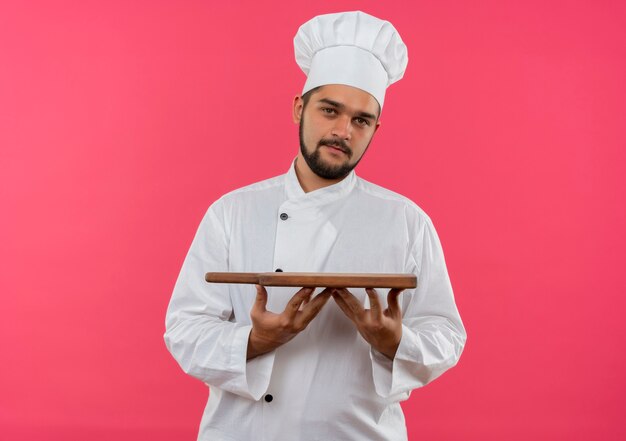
[[284, 157, 357, 208]]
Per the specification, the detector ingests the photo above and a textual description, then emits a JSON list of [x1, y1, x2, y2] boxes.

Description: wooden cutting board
[[205, 272, 417, 289]]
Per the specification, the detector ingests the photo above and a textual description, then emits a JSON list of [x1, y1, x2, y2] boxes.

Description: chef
[[164, 11, 466, 441]]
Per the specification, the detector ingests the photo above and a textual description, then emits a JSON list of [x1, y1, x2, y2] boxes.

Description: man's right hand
[[246, 285, 332, 360]]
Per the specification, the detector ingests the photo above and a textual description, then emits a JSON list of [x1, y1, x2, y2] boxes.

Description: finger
[[302, 294, 311, 307], [252, 284, 268, 314], [365, 288, 382, 319], [332, 289, 358, 322], [387, 289, 404, 317], [296, 288, 332, 328], [300, 287, 314, 309], [285, 287, 314, 319], [334, 288, 364, 317]]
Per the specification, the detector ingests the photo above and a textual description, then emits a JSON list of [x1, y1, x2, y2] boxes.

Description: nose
[[330, 115, 352, 140]]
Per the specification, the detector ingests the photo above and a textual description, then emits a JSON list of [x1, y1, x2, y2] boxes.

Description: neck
[[294, 153, 345, 193]]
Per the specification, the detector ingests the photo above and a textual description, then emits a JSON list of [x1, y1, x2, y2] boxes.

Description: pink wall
[[1, 1, 625, 439]]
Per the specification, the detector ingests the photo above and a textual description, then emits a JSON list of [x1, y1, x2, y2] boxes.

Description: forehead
[[310, 84, 380, 116]]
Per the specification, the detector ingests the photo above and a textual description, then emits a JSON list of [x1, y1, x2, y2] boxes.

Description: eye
[[321, 107, 337, 115], [354, 117, 370, 127]]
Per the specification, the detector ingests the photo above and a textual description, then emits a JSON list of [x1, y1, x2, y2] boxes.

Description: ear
[[374, 119, 381, 134], [292, 95, 304, 124]]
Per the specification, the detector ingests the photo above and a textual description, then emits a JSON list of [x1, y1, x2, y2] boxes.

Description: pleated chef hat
[[294, 11, 408, 109]]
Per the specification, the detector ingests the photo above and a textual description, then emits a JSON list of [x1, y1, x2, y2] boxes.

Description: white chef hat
[[294, 11, 408, 109]]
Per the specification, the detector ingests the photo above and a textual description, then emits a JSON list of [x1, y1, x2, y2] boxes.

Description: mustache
[[317, 138, 352, 156]]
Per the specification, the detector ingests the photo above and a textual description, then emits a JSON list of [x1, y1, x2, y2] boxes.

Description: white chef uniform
[[164, 159, 466, 440]]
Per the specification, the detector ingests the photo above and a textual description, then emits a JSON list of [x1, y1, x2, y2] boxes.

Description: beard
[[299, 120, 370, 180]]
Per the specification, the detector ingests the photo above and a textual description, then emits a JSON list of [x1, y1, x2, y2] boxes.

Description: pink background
[[1, 1, 625, 439]]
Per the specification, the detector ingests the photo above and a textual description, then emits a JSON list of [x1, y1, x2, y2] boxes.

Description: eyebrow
[[318, 98, 377, 121]]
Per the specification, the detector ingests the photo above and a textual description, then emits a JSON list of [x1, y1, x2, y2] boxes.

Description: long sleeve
[[163, 202, 275, 401], [371, 213, 467, 399]]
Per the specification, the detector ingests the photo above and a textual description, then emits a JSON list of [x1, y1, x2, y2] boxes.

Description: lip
[[323, 144, 347, 154]]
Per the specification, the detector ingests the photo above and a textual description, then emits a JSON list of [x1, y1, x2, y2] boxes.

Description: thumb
[[253, 284, 268, 313]]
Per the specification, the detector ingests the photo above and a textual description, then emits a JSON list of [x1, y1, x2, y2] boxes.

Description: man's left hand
[[332, 288, 403, 360]]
